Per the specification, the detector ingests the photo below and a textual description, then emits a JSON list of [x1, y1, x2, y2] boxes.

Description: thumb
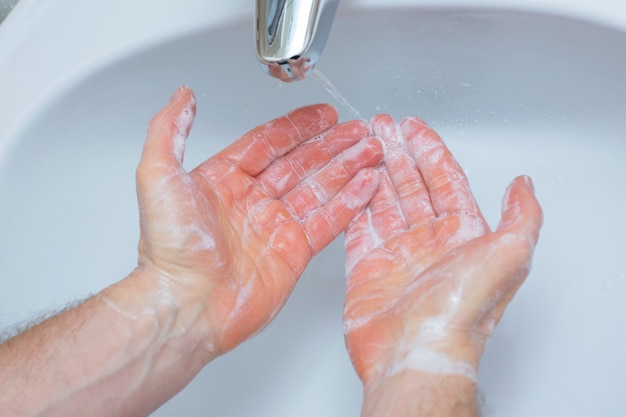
[[138, 86, 197, 178], [485, 175, 543, 303], [496, 175, 543, 245], [460, 176, 543, 336]]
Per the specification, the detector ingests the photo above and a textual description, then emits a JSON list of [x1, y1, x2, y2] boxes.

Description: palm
[[343, 115, 542, 383], [137, 88, 383, 353], [347, 212, 482, 325], [184, 163, 315, 350]]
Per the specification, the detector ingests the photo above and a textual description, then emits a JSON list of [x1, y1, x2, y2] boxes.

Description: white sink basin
[[1, 1, 625, 416]]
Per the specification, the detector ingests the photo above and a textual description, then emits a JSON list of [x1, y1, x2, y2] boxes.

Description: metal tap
[[255, 0, 339, 82]]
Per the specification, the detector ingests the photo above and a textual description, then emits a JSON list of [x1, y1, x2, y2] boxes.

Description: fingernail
[[522, 175, 535, 193], [170, 86, 188, 103]]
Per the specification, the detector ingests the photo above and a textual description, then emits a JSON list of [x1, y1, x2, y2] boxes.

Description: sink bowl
[[1, 1, 625, 416]]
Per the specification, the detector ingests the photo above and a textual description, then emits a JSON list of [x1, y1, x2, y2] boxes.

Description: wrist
[[360, 324, 484, 391], [362, 369, 479, 417], [100, 265, 217, 365]]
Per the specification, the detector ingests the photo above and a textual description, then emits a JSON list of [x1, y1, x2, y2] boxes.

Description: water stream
[[310, 69, 366, 123]]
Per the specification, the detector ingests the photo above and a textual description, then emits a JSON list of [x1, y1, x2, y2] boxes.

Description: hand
[[133, 87, 383, 355], [0, 88, 385, 417], [344, 115, 543, 389]]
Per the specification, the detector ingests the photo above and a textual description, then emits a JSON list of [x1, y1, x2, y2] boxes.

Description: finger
[[303, 168, 381, 255], [138, 86, 196, 180], [345, 207, 376, 275], [344, 171, 407, 275], [215, 104, 339, 177], [258, 120, 370, 198], [400, 117, 480, 218], [368, 169, 408, 239], [283, 137, 383, 220], [371, 114, 435, 225]]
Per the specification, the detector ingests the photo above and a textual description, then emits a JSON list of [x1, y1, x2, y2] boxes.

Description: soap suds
[[173, 97, 196, 165], [386, 346, 478, 382]]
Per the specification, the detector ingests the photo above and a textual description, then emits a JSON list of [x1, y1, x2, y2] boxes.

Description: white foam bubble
[[173, 100, 195, 164]]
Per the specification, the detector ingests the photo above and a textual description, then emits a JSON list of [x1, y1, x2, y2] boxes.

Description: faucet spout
[[255, 0, 339, 82]]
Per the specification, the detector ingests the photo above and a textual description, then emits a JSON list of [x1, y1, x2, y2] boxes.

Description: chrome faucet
[[255, 0, 339, 82]]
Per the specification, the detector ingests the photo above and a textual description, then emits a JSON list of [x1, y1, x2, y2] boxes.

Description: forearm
[[0, 268, 215, 417], [361, 370, 479, 417]]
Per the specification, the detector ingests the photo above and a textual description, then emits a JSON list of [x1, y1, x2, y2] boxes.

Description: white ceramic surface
[[1, 1, 625, 416]]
